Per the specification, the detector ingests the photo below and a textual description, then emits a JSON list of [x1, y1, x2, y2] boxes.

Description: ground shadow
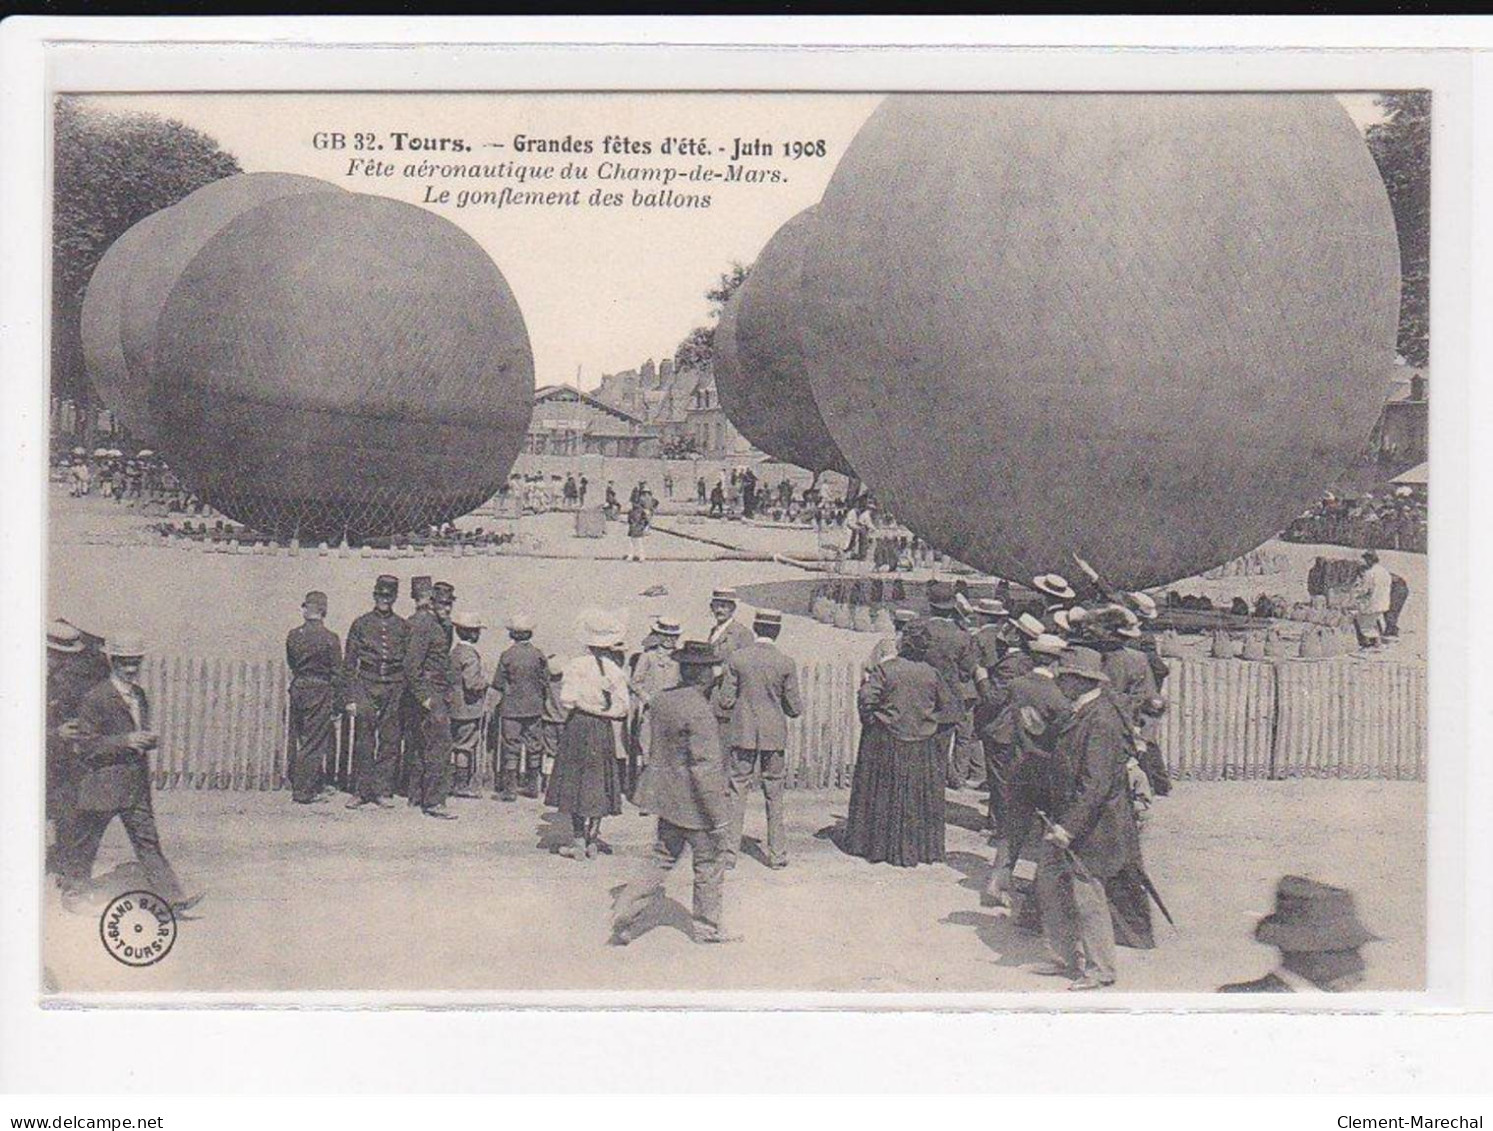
[[943, 849, 997, 898], [941, 908, 1050, 971], [606, 883, 694, 943], [535, 810, 574, 852]]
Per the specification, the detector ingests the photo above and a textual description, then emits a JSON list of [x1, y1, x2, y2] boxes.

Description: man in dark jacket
[[59, 632, 200, 913], [285, 591, 343, 803], [924, 581, 983, 789], [46, 621, 106, 879], [610, 641, 737, 945], [405, 581, 457, 818], [1030, 646, 1140, 990], [343, 575, 409, 809], [715, 609, 803, 869], [491, 613, 549, 800]]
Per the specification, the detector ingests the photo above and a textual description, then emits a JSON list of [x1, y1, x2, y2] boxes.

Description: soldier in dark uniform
[[405, 580, 457, 819], [286, 591, 343, 804], [1219, 877, 1378, 993], [343, 575, 409, 810], [398, 576, 434, 797], [923, 581, 982, 790]]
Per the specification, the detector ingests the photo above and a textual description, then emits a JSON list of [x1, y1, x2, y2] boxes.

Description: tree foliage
[[52, 96, 242, 414], [672, 261, 750, 370], [1365, 91, 1430, 369]]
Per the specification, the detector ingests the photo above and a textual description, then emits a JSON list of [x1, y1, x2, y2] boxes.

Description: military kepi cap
[[302, 590, 328, 615], [374, 575, 400, 598], [410, 576, 432, 600], [432, 581, 456, 603]]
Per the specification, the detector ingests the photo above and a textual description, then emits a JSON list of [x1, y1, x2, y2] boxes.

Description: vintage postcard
[[15, 37, 1468, 1014]]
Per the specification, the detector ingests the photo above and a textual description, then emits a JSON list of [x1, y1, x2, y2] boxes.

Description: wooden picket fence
[[134, 653, 1427, 791]]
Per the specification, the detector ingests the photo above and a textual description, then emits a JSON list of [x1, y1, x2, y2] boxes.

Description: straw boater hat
[[892, 608, 919, 626], [1052, 609, 1073, 634], [973, 597, 1008, 618], [452, 608, 486, 630], [578, 609, 626, 649], [651, 616, 682, 637], [1127, 591, 1160, 621], [1254, 876, 1379, 953], [1032, 573, 1076, 601], [753, 608, 783, 629], [1015, 612, 1045, 640], [1050, 646, 1109, 682], [102, 631, 147, 659], [47, 620, 85, 654], [507, 612, 535, 634], [1029, 633, 1068, 657], [710, 587, 739, 606]]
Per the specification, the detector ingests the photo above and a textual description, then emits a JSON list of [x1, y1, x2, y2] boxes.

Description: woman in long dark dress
[[545, 612, 631, 860], [843, 621, 958, 866]]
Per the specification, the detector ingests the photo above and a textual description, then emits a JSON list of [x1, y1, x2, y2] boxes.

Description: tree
[[52, 96, 241, 437], [1365, 91, 1430, 369], [672, 261, 750, 370]]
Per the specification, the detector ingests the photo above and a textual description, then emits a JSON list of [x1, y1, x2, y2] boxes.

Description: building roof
[[533, 384, 647, 427]]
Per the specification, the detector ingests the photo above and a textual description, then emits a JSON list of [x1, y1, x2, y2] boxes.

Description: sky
[[81, 91, 1389, 392]]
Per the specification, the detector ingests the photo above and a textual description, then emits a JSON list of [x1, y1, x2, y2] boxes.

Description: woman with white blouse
[[545, 611, 632, 860]]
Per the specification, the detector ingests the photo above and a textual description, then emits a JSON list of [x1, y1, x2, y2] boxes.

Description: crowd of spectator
[[1282, 489, 1427, 554]]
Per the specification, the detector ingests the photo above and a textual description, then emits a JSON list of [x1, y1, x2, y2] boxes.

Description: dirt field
[[42, 487, 1427, 997], [42, 779, 1424, 997], [47, 486, 1427, 667]]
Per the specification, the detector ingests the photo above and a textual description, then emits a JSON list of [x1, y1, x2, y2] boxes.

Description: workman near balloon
[[405, 580, 458, 818], [285, 591, 343, 804], [491, 613, 550, 801], [1030, 647, 1142, 992], [343, 575, 409, 810], [923, 581, 983, 790]]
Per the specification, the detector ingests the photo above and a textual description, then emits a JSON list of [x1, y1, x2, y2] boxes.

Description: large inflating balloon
[[151, 190, 534, 540], [79, 211, 168, 444], [800, 94, 1401, 588], [119, 173, 344, 438], [714, 207, 855, 476], [82, 173, 343, 446]]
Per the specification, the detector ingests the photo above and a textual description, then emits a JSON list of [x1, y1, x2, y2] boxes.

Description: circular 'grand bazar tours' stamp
[[98, 890, 177, 967]]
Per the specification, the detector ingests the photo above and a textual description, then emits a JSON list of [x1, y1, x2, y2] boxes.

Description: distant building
[[1369, 367, 1427, 467], [593, 353, 758, 459], [526, 385, 659, 458]]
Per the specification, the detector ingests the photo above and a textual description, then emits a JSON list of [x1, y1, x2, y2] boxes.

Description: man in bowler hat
[[285, 591, 342, 803], [611, 641, 738, 945], [344, 575, 409, 809], [1219, 877, 1378, 992]]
